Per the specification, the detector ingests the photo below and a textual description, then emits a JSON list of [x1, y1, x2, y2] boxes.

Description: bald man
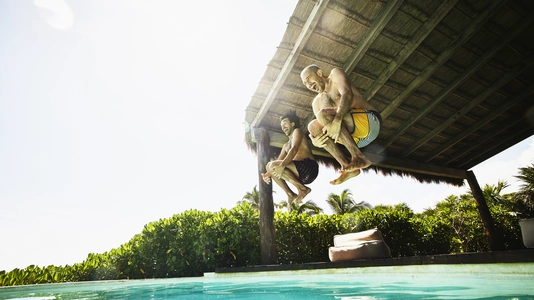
[[300, 64, 381, 185]]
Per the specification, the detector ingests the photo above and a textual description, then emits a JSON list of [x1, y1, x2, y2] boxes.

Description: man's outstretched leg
[[308, 120, 360, 185], [278, 166, 311, 204], [308, 118, 363, 185], [329, 169, 361, 185], [314, 108, 371, 172], [266, 161, 297, 205], [308, 119, 350, 168], [336, 127, 371, 172]]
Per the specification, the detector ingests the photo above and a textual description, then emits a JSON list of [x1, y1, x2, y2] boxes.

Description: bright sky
[[1, 0, 533, 272]]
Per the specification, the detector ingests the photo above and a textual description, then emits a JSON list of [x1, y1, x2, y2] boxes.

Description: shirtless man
[[300, 64, 382, 185], [262, 110, 319, 206]]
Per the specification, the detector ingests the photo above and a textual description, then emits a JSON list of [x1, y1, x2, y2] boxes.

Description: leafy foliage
[[1, 204, 260, 286], [513, 163, 534, 218], [411, 215, 453, 255], [423, 195, 488, 253], [238, 186, 260, 211], [345, 203, 418, 257], [208, 203, 261, 268], [275, 212, 343, 264], [2, 172, 532, 286], [326, 189, 373, 215], [278, 199, 324, 215]]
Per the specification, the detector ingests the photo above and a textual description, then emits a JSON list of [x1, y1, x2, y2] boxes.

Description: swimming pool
[[1, 263, 533, 299]]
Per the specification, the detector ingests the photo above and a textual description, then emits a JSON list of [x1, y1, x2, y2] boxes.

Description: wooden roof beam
[[378, 14, 534, 153], [445, 116, 524, 166], [250, 0, 331, 128], [342, 0, 404, 74], [249, 97, 313, 111], [401, 53, 534, 157], [363, 0, 459, 101], [445, 106, 534, 166], [458, 127, 534, 170], [379, 0, 504, 120], [425, 84, 534, 162], [258, 129, 466, 179]]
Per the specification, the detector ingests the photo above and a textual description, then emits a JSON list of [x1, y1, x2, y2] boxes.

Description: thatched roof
[[244, 0, 534, 186]]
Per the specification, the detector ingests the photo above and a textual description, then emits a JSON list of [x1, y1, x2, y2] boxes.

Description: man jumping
[[300, 64, 381, 185], [262, 110, 319, 205]]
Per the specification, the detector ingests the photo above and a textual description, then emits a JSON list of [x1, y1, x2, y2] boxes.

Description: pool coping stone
[[215, 249, 534, 273]]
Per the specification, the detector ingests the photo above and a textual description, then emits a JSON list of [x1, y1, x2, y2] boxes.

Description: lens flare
[[34, 0, 74, 30]]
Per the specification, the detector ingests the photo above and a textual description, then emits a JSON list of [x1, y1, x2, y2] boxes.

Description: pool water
[[1, 263, 533, 299]]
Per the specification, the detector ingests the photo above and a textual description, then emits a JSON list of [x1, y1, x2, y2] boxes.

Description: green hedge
[[275, 212, 344, 264], [1, 202, 525, 286], [345, 203, 418, 257]]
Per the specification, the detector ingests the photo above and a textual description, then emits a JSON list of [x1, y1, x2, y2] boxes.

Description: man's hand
[[310, 132, 329, 148], [322, 119, 342, 143], [272, 164, 285, 179], [262, 172, 271, 184]]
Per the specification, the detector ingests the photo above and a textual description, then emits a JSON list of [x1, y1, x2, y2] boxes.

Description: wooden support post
[[466, 170, 502, 251], [256, 128, 277, 265]]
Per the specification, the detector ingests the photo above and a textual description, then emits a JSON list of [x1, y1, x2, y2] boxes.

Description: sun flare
[[34, 0, 74, 30]]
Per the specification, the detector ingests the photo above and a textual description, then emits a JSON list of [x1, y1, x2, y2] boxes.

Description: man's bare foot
[[287, 193, 297, 207], [345, 156, 371, 172], [330, 169, 361, 185], [295, 187, 311, 202]]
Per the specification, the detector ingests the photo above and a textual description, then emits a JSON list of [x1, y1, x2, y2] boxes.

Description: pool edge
[[214, 249, 534, 274]]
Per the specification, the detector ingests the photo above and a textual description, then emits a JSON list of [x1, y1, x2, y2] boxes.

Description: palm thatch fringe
[[245, 134, 465, 187]]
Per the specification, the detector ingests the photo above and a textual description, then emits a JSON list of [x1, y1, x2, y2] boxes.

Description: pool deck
[[215, 249, 534, 273]]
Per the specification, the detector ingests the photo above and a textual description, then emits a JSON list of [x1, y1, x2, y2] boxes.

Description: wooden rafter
[[250, 0, 331, 128], [363, 0, 459, 101], [445, 109, 532, 166], [425, 85, 534, 162], [379, 14, 534, 153], [342, 0, 404, 74], [458, 127, 534, 169], [401, 53, 534, 157], [379, 0, 504, 120]]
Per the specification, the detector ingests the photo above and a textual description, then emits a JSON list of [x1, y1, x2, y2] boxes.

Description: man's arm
[[281, 128, 303, 166], [322, 68, 354, 142], [272, 129, 304, 177], [331, 68, 354, 122], [263, 144, 288, 181], [310, 94, 333, 147], [277, 143, 289, 161]]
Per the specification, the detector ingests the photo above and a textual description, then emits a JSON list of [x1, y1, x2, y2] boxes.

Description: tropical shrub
[[2, 178, 530, 287], [275, 212, 343, 264], [490, 208, 523, 250], [427, 195, 489, 253], [326, 189, 372, 214], [411, 214, 453, 255], [345, 203, 418, 257], [513, 164, 534, 219], [208, 203, 261, 268]]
